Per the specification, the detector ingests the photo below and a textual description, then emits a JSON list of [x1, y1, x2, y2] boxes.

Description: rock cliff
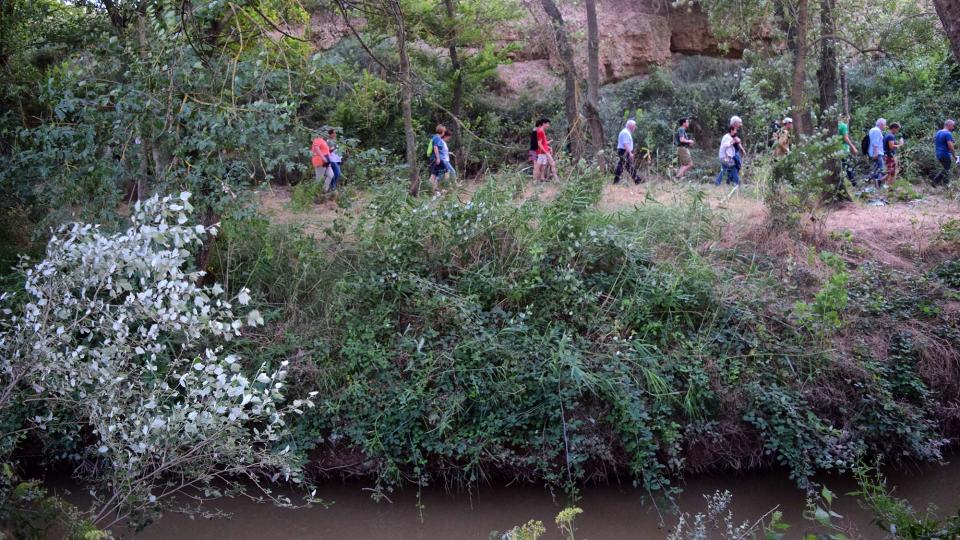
[[498, 0, 741, 95], [302, 0, 740, 96]]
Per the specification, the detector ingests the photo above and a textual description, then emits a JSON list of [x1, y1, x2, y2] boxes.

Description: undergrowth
[[209, 170, 960, 500]]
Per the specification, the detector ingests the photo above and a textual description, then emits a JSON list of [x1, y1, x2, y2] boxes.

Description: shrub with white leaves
[[0, 193, 313, 530]]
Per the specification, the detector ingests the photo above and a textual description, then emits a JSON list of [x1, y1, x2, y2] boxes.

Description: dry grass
[[257, 177, 958, 275]]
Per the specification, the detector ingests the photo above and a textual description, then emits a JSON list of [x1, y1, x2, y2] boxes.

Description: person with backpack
[[933, 119, 956, 187], [675, 117, 695, 180], [310, 132, 331, 184], [715, 124, 741, 186], [882, 122, 904, 186], [428, 124, 448, 191], [773, 117, 793, 157], [534, 118, 558, 182], [838, 115, 858, 183], [867, 118, 887, 187]]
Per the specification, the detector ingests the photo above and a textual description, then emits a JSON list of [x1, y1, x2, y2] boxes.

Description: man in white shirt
[[613, 119, 640, 184], [868, 118, 887, 187], [715, 124, 741, 186]]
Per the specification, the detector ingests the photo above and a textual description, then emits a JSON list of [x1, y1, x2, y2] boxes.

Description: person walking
[[311, 132, 331, 184], [838, 115, 858, 183], [729, 115, 745, 172], [882, 122, 903, 186], [773, 117, 793, 157], [440, 128, 456, 180], [325, 129, 343, 192], [428, 124, 448, 191], [675, 117, 695, 179], [868, 118, 887, 187], [715, 124, 740, 186], [613, 119, 640, 184], [529, 119, 543, 176], [535, 118, 558, 182], [933, 119, 956, 186]]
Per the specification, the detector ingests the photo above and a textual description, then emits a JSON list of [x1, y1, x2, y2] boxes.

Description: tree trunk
[[840, 66, 849, 116], [102, 0, 126, 30], [817, 0, 840, 189], [817, 0, 838, 122], [539, 0, 584, 161], [443, 0, 465, 168], [933, 0, 960, 64], [584, 0, 604, 167], [391, 0, 421, 196], [789, 0, 810, 135]]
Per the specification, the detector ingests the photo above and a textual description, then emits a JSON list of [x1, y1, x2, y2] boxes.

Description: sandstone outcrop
[[498, 0, 741, 95], [299, 0, 739, 96]]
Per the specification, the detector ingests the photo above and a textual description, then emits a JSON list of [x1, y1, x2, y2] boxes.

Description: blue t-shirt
[[935, 129, 954, 159], [883, 133, 897, 156], [868, 127, 884, 158], [430, 134, 443, 161]]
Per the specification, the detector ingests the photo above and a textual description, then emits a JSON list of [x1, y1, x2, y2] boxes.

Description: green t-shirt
[[838, 122, 850, 154]]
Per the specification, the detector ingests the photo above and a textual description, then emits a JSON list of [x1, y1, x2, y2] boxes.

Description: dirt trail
[[256, 179, 958, 270]]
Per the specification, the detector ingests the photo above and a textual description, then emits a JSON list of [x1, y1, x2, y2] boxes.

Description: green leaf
[[821, 486, 834, 504]]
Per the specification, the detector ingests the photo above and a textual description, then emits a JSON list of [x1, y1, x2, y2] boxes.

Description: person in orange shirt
[[311, 134, 331, 183]]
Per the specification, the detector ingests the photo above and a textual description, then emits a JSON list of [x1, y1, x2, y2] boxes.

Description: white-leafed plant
[[0, 193, 314, 531]]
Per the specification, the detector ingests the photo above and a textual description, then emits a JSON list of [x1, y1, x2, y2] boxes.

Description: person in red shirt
[[534, 118, 558, 182], [311, 134, 331, 183]]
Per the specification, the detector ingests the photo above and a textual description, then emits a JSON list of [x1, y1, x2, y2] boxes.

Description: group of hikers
[[309, 129, 343, 192], [310, 112, 957, 192], [860, 117, 958, 188]]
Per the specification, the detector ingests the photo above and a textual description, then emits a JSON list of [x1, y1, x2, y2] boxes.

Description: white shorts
[[536, 154, 553, 166]]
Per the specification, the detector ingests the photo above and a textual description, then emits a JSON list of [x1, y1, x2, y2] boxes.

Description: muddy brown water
[[88, 459, 960, 539]]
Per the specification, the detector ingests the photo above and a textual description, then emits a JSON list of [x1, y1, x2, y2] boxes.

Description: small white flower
[[247, 310, 264, 326]]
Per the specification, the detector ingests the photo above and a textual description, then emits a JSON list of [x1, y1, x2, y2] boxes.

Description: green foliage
[[852, 466, 960, 540], [792, 251, 850, 334], [0, 466, 107, 540], [0, 0, 318, 239]]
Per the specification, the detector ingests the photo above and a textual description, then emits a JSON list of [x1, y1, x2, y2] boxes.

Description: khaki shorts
[[536, 153, 555, 166], [677, 147, 692, 166]]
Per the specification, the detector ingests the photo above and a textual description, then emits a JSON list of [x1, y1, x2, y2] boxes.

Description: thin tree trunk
[[817, 0, 838, 125], [933, 0, 960, 64], [840, 66, 849, 116], [390, 0, 420, 196], [443, 0, 465, 168], [539, 0, 584, 161], [818, 0, 839, 187], [789, 0, 810, 135], [584, 0, 604, 167]]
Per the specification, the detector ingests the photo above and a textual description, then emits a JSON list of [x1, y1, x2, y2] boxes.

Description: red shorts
[[884, 156, 897, 176]]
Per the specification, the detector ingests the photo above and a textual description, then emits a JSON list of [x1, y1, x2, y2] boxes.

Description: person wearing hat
[[773, 117, 793, 157]]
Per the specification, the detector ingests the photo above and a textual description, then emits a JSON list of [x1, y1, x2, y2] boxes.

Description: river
[[89, 459, 960, 538]]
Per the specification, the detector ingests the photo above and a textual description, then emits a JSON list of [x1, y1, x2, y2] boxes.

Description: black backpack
[[860, 133, 870, 155]]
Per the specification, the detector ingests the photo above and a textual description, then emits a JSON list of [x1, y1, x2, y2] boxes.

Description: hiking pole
[[720, 185, 739, 204]]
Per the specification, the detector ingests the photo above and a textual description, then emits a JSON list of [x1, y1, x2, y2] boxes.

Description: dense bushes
[[202, 172, 959, 500]]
